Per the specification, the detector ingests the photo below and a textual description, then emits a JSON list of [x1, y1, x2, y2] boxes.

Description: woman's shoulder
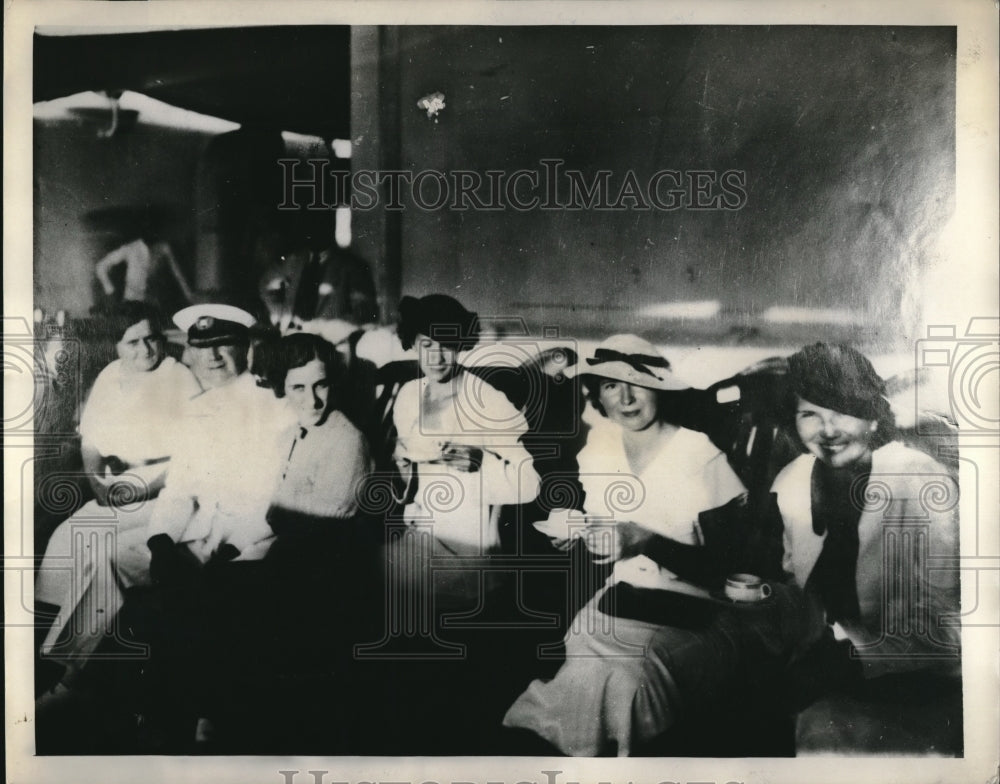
[[670, 427, 728, 464], [459, 368, 519, 410], [157, 356, 201, 388], [577, 420, 624, 468], [873, 440, 946, 473], [312, 412, 371, 467], [771, 452, 815, 492], [89, 359, 123, 390], [81, 361, 123, 422], [456, 369, 529, 436], [324, 409, 367, 443], [394, 376, 422, 403], [396, 375, 421, 394], [872, 441, 957, 502], [390, 377, 422, 423]]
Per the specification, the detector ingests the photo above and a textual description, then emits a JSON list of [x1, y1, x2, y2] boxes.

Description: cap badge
[[196, 316, 215, 330]]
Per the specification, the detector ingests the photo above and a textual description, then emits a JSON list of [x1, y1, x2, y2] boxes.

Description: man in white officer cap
[[146, 304, 295, 575], [176, 303, 255, 390]]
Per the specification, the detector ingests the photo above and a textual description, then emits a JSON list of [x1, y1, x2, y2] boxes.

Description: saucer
[[708, 588, 774, 608], [531, 510, 585, 540]]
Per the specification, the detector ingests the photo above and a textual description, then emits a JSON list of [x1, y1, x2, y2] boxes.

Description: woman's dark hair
[[780, 384, 897, 451], [268, 332, 345, 400], [396, 294, 480, 352], [781, 343, 897, 450], [581, 375, 686, 425], [101, 300, 165, 342]]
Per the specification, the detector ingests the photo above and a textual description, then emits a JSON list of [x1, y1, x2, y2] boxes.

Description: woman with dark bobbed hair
[[388, 294, 540, 610], [261, 331, 374, 623], [266, 332, 372, 537], [165, 333, 374, 745], [775, 343, 961, 752]]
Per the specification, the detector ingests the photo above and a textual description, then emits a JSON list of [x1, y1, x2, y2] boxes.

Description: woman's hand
[[82, 443, 113, 505], [584, 519, 653, 562], [616, 520, 654, 558], [89, 474, 113, 507], [96, 469, 160, 506], [434, 443, 483, 473], [83, 446, 165, 506]]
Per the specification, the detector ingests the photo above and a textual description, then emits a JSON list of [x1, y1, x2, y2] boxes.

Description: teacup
[[724, 573, 772, 603]]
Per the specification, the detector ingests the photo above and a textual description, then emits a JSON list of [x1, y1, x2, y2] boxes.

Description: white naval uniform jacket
[[148, 373, 295, 561], [773, 441, 961, 679]]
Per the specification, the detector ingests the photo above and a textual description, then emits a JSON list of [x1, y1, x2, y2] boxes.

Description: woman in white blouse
[[504, 334, 747, 756], [36, 302, 201, 684], [387, 294, 541, 613]]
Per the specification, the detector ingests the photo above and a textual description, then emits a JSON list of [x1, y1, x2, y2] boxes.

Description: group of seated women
[[34, 294, 962, 756]]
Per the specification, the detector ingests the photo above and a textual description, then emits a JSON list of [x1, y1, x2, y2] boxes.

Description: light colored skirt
[[36, 499, 155, 665], [503, 585, 744, 756]]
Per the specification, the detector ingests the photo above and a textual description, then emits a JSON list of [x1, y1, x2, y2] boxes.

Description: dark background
[[34, 25, 955, 348]]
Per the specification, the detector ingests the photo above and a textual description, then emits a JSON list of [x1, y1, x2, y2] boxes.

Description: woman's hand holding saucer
[[533, 508, 582, 551], [585, 519, 653, 563]]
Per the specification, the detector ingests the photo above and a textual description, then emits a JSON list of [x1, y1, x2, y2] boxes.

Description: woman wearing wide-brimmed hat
[[386, 294, 541, 611], [504, 334, 748, 756]]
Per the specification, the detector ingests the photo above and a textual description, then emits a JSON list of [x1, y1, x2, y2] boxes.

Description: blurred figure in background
[[257, 218, 377, 333], [94, 224, 194, 311]]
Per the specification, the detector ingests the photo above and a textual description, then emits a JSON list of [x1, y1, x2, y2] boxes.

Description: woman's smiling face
[[598, 379, 659, 431], [794, 396, 877, 469]]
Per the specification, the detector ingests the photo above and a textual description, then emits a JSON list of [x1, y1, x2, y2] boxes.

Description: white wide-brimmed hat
[[570, 334, 689, 391]]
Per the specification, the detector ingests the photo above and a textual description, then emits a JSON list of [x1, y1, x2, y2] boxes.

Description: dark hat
[[173, 304, 256, 348], [397, 294, 479, 351], [787, 342, 888, 421]]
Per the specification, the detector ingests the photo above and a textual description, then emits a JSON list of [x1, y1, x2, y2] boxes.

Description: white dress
[[578, 423, 747, 590], [391, 370, 540, 554], [384, 370, 540, 616]]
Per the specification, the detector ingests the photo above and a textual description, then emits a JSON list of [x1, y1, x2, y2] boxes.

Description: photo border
[[5, 2, 998, 783]]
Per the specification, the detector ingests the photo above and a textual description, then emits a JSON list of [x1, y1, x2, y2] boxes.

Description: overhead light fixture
[[34, 90, 241, 134], [96, 90, 123, 138]]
